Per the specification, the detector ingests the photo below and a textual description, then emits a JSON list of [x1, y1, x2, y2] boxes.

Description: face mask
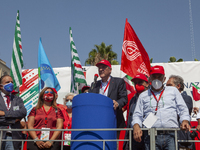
[[135, 84, 145, 93], [3, 83, 14, 93], [66, 101, 72, 109], [152, 79, 163, 90], [43, 93, 54, 102]]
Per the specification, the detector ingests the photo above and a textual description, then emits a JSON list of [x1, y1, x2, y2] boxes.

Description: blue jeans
[[1, 135, 16, 150], [144, 132, 175, 150]]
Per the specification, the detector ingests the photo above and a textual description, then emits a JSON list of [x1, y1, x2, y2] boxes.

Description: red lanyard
[[150, 89, 164, 112], [42, 106, 52, 126], [100, 78, 111, 94]]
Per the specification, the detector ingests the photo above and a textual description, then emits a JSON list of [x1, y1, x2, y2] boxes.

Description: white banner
[[20, 61, 200, 120]]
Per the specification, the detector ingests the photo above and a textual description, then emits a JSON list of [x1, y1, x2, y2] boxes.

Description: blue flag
[[38, 38, 61, 92]]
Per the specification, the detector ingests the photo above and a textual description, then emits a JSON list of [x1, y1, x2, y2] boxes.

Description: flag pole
[[76, 82, 79, 94]]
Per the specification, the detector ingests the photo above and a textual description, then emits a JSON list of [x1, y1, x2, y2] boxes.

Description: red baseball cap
[[96, 60, 111, 68], [81, 86, 90, 93], [150, 65, 165, 75], [131, 73, 148, 83]]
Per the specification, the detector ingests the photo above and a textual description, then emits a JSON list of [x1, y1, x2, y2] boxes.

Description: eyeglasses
[[63, 99, 72, 102], [44, 91, 54, 94]]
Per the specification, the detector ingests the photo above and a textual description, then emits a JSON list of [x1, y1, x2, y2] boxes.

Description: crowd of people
[[0, 60, 200, 150]]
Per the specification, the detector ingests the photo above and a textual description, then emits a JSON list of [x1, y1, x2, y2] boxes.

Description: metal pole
[[61, 130, 64, 150], [21, 139, 24, 150], [103, 140, 105, 150], [149, 128, 156, 150], [0, 130, 3, 150], [129, 128, 132, 150], [175, 129, 178, 150], [76, 82, 79, 94]]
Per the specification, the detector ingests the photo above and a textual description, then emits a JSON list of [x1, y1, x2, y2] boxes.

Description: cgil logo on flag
[[122, 40, 141, 61], [120, 18, 151, 78]]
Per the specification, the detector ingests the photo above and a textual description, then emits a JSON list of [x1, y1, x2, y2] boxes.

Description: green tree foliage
[[85, 42, 119, 66], [150, 58, 153, 63], [168, 56, 183, 63], [194, 58, 199, 61]]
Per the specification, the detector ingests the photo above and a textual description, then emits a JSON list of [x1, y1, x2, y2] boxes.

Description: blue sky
[[0, 1, 200, 69]]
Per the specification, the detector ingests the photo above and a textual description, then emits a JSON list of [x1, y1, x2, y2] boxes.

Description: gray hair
[[63, 93, 77, 102], [169, 75, 184, 91]]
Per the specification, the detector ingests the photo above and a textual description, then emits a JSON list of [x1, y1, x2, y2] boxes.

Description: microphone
[[91, 74, 99, 90], [94, 74, 99, 84]]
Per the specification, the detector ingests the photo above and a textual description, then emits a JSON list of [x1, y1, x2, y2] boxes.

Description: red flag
[[192, 86, 200, 101], [121, 18, 151, 78]]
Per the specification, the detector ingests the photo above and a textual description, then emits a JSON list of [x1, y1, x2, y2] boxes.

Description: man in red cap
[[89, 60, 128, 135], [132, 65, 190, 150], [124, 73, 149, 150], [81, 85, 90, 93]]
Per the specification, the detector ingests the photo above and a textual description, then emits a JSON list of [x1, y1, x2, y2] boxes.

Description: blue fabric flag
[[38, 38, 61, 92]]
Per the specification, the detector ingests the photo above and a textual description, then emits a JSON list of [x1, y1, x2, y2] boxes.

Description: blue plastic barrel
[[71, 93, 117, 150]]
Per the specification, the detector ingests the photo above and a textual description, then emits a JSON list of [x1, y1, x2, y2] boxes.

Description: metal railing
[[0, 128, 199, 150]]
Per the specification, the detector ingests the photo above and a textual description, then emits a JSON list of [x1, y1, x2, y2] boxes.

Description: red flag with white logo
[[120, 18, 151, 78]]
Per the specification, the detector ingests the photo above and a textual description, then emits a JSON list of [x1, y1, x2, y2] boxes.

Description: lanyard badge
[[150, 89, 164, 114]]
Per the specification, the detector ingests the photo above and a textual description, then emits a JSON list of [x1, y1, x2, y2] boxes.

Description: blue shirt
[[131, 86, 190, 128], [99, 76, 111, 96]]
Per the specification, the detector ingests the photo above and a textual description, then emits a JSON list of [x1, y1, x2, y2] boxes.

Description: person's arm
[[27, 115, 45, 148], [196, 119, 200, 131], [4, 97, 27, 120], [175, 89, 190, 130], [131, 95, 144, 142], [133, 123, 143, 142], [115, 79, 128, 110], [43, 118, 63, 148]]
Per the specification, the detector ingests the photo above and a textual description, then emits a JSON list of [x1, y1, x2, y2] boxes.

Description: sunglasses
[[44, 91, 54, 94]]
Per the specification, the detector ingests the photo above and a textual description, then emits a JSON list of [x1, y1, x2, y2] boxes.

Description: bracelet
[[49, 140, 54, 144], [33, 137, 39, 143]]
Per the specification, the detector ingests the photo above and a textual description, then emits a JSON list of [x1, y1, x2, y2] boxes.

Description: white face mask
[[152, 79, 163, 90]]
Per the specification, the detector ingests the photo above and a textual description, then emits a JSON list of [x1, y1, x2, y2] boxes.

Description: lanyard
[[100, 78, 111, 95], [150, 89, 164, 113], [42, 106, 52, 127]]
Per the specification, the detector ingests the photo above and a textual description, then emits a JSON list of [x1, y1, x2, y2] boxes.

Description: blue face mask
[[3, 83, 14, 92], [66, 101, 72, 109]]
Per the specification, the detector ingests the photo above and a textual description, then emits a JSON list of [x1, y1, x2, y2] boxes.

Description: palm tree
[[85, 42, 119, 65]]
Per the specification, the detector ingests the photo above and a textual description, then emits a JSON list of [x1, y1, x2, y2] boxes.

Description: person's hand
[[43, 141, 53, 149], [133, 124, 143, 142], [36, 141, 45, 149], [180, 120, 190, 132], [193, 107, 199, 114], [0, 111, 5, 116], [113, 100, 119, 110], [196, 125, 200, 132]]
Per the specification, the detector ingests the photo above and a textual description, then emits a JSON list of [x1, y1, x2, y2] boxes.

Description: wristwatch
[[34, 137, 39, 143]]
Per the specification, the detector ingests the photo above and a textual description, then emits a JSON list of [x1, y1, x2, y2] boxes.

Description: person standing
[[132, 65, 191, 150], [89, 59, 128, 136], [62, 93, 76, 150], [123, 73, 149, 150], [0, 75, 27, 150], [27, 87, 64, 150], [166, 75, 194, 150]]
